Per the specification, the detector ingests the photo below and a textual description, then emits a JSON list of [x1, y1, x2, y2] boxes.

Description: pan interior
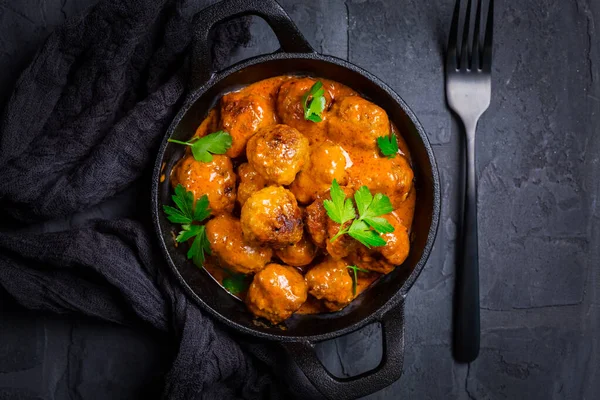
[[155, 56, 437, 340]]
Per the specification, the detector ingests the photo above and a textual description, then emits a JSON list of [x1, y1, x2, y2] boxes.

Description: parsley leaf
[[168, 130, 232, 163], [222, 272, 249, 295], [188, 227, 211, 267], [377, 133, 398, 158], [302, 81, 326, 123], [324, 182, 394, 248], [354, 187, 395, 234], [163, 185, 212, 268], [348, 220, 387, 248], [324, 179, 356, 241], [347, 265, 370, 296], [323, 179, 356, 225]]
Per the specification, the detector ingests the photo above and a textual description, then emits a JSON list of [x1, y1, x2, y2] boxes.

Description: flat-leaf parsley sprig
[[163, 184, 212, 267], [168, 130, 232, 162], [377, 133, 398, 158], [323, 180, 395, 248], [302, 81, 327, 123], [323, 179, 356, 241], [347, 265, 370, 296]]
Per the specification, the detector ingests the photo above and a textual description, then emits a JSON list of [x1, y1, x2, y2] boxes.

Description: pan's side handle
[[191, 0, 314, 90], [283, 304, 405, 400]]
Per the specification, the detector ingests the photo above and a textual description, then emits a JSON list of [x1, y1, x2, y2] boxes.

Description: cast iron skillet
[[151, 0, 440, 398]]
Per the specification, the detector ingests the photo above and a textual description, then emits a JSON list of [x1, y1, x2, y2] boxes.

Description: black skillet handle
[[283, 303, 405, 400], [191, 0, 315, 90]]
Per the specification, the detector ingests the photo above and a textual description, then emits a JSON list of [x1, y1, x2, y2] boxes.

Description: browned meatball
[[276, 78, 357, 145], [305, 193, 329, 248], [325, 219, 358, 260], [170, 154, 236, 214], [345, 212, 410, 274], [246, 124, 310, 185], [327, 96, 390, 150], [246, 263, 308, 323], [240, 186, 303, 247], [219, 91, 276, 158], [275, 232, 318, 268], [205, 214, 273, 274], [347, 154, 414, 208], [305, 257, 353, 311], [290, 142, 349, 204], [236, 163, 268, 207], [276, 78, 333, 145]]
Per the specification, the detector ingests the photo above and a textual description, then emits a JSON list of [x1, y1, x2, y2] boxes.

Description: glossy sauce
[[169, 76, 416, 323]]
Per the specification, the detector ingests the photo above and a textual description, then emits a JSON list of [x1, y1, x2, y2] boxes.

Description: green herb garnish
[[302, 81, 326, 123], [324, 182, 395, 248], [347, 265, 370, 296], [163, 184, 212, 267], [323, 179, 356, 241], [168, 130, 232, 162], [222, 272, 249, 295], [377, 133, 398, 158]]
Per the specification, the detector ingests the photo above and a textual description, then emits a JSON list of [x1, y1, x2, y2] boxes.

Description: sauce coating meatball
[[305, 257, 354, 311], [240, 186, 303, 247], [205, 214, 273, 274], [219, 91, 276, 158], [348, 153, 413, 208], [236, 163, 268, 207], [170, 154, 236, 214], [327, 96, 390, 150], [290, 142, 349, 204], [276, 77, 357, 145], [246, 124, 310, 185], [246, 263, 308, 323], [275, 232, 318, 268]]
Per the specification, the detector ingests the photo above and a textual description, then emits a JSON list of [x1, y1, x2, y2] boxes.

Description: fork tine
[[482, 0, 494, 71], [446, 0, 461, 70], [460, 0, 473, 70], [471, 0, 482, 70]]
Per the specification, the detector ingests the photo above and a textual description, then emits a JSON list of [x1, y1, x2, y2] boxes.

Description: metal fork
[[445, 0, 493, 362]]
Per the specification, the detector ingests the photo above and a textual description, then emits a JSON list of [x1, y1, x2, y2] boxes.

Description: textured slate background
[[1, 0, 599, 399]]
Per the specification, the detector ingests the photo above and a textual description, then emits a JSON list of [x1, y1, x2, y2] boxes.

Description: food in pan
[[163, 76, 416, 324]]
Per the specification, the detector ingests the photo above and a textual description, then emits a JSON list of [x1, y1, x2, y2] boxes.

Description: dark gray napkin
[[0, 0, 285, 398]]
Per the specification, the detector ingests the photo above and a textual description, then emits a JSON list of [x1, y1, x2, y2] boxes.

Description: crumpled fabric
[[0, 0, 286, 398]]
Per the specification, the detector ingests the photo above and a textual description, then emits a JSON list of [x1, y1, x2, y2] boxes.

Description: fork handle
[[454, 120, 480, 362]]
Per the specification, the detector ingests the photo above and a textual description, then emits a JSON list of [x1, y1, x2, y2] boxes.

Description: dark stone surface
[[1, 0, 599, 399]]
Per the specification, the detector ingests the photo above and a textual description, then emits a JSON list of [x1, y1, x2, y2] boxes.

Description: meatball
[[276, 78, 332, 144], [170, 154, 236, 214], [305, 257, 353, 311], [348, 154, 414, 208], [327, 96, 390, 150], [205, 214, 273, 274], [246, 263, 308, 323], [290, 142, 349, 204], [237, 163, 268, 207], [326, 219, 358, 260], [275, 232, 318, 268], [345, 213, 410, 274], [378, 212, 410, 266], [219, 91, 276, 158], [246, 124, 310, 185], [241, 186, 303, 247], [305, 193, 329, 248]]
